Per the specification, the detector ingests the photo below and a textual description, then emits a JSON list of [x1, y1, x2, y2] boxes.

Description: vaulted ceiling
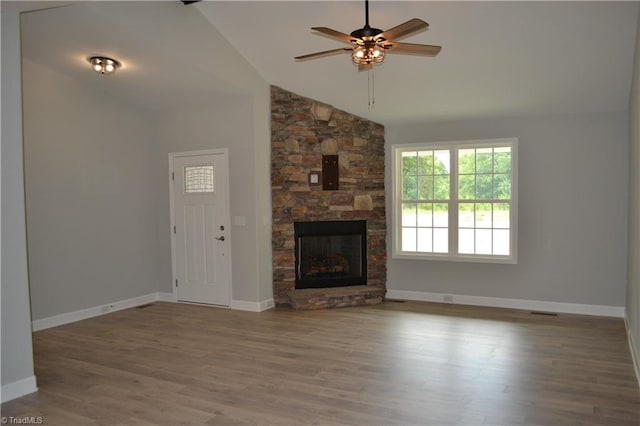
[[18, 1, 640, 126]]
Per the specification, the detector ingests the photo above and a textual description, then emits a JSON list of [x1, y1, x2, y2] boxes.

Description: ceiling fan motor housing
[[350, 25, 384, 40]]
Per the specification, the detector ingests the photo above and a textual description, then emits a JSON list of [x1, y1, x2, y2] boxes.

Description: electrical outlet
[[443, 295, 454, 303]]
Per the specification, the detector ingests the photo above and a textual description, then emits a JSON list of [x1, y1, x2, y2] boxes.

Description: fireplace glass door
[[294, 220, 367, 289]]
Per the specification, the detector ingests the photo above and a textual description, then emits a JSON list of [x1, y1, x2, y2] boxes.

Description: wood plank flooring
[[2, 301, 639, 425]]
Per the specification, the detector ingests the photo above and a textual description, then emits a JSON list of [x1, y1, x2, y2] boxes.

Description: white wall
[[627, 7, 640, 376], [253, 93, 273, 303], [18, 0, 273, 323], [153, 95, 261, 303], [1, 7, 37, 401], [386, 112, 628, 310], [22, 59, 161, 320]]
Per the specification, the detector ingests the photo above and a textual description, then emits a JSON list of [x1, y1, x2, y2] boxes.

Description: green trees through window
[[401, 150, 450, 202], [457, 147, 512, 256], [401, 150, 450, 253], [396, 139, 517, 262], [458, 147, 511, 200]]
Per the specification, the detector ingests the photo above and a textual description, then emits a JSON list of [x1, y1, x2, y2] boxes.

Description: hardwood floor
[[2, 301, 639, 425]]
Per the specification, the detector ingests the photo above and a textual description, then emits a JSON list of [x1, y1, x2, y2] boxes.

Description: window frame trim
[[391, 138, 518, 264]]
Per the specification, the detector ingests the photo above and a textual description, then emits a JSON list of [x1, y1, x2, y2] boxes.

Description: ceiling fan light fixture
[[88, 56, 121, 75], [351, 45, 385, 65]]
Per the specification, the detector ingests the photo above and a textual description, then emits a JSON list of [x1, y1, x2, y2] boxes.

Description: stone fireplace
[[271, 86, 386, 309]]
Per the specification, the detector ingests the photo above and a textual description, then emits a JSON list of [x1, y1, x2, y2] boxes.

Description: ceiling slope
[[19, 1, 640, 125], [197, 1, 639, 125]]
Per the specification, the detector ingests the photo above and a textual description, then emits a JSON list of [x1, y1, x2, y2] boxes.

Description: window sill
[[392, 251, 517, 265]]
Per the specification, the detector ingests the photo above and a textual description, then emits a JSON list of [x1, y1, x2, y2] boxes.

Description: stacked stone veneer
[[271, 86, 387, 307]]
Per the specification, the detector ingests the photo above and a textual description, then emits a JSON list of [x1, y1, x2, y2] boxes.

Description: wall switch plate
[[309, 173, 320, 185]]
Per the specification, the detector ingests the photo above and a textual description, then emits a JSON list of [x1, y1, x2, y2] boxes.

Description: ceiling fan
[[294, 0, 441, 69]]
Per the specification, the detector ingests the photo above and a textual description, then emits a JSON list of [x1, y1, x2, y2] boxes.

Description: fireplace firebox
[[294, 220, 367, 289]]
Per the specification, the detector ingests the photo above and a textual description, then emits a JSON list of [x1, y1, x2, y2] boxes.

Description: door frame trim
[[168, 149, 232, 304]]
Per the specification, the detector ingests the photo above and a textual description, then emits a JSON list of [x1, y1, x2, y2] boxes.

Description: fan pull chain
[[367, 67, 376, 110]]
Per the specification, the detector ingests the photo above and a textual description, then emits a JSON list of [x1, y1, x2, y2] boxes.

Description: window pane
[[403, 175, 417, 200], [402, 203, 417, 227], [434, 150, 450, 175], [402, 152, 417, 174], [185, 166, 214, 193], [417, 151, 433, 175], [493, 230, 510, 255], [459, 149, 475, 174], [476, 229, 492, 254], [458, 175, 475, 200], [433, 175, 450, 200], [476, 148, 493, 173], [433, 203, 448, 227], [433, 228, 448, 253], [402, 227, 417, 252], [476, 175, 493, 199], [494, 147, 511, 173], [494, 203, 510, 229], [458, 229, 474, 254], [475, 203, 492, 228], [418, 176, 434, 200], [458, 203, 474, 228], [493, 174, 511, 199], [417, 228, 433, 252], [417, 203, 433, 227]]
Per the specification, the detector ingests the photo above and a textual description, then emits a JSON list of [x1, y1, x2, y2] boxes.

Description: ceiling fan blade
[[311, 27, 357, 44], [294, 47, 352, 61], [385, 42, 441, 56], [377, 18, 429, 42]]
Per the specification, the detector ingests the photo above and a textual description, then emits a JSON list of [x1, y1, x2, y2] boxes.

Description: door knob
[[215, 236, 225, 241]]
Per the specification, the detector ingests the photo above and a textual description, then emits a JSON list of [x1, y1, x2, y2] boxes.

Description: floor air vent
[[530, 311, 558, 316]]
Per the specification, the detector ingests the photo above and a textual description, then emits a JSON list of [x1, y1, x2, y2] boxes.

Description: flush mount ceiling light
[[88, 56, 121, 75]]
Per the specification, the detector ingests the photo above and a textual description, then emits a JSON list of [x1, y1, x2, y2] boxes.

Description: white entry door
[[171, 151, 230, 306]]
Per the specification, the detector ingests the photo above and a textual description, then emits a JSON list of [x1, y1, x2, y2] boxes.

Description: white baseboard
[[624, 315, 640, 388], [230, 298, 275, 312], [32, 292, 275, 332], [386, 289, 625, 318], [260, 298, 275, 311], [1, 375, 37, 403], [157, 292, 175, 302], [32, 293, 161, 331]]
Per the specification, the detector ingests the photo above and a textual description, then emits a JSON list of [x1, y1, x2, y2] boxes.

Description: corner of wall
[[1, 7, 36, 399], [625, 313, 640, 387], [625, 4, 640, 388]]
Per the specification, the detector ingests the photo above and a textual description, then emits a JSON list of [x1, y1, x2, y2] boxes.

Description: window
[[184, 165, 215, 193], [393, 138, 517, 263]]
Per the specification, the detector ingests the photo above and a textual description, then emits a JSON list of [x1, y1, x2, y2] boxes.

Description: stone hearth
[[271, 86, 386, 309], [287, 286, 386, 310]]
